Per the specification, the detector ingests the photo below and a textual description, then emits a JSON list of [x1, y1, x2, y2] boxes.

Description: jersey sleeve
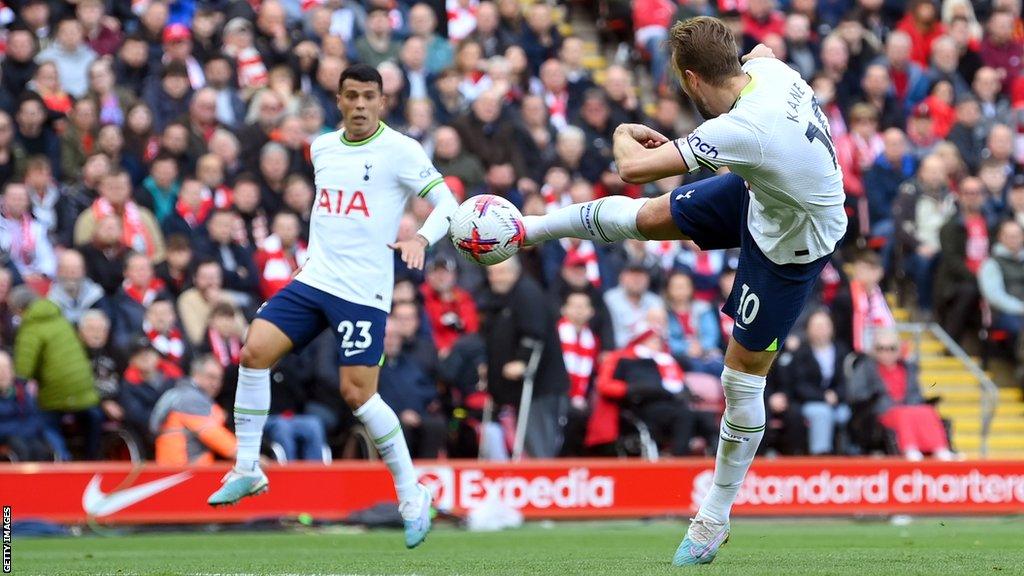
[[396, 138, 446, 198], [673, 113, 763, 173]]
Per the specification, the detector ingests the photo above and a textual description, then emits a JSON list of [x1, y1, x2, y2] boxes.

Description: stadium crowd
[[0, 0, 1021, 464]]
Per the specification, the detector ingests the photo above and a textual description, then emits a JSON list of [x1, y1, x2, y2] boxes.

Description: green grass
[[13, 519, 1024, 576]]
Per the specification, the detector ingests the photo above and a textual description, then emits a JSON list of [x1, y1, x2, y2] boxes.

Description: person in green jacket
[[10, 285, 102, 460]]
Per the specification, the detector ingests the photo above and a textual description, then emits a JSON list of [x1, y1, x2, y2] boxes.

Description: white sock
[[234, 366, 270, 474], [523, 196, 648, 244], [697, 367, 766, 524], [354, 393, 419, 504]]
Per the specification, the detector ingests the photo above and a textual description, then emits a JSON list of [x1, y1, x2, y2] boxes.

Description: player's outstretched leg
[[350, 385, 433, 548], [209, 320, 292, 507], [522, 196, 652, 245], [674, 363, 766, 566]]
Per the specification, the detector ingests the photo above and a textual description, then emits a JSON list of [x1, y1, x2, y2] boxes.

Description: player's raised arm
[[390, 143, 459, 270], [613, 123, 689, 184], [741, 43, 776, 63]]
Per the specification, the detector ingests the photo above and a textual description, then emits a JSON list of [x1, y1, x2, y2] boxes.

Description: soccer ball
[[449, 194, 525, 266]]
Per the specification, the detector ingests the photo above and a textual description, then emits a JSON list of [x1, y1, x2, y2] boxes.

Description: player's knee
[[341, 383, 373, 411], [240, 343, 274, 370]]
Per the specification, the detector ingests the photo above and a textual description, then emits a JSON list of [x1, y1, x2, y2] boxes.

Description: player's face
[[677, 65, 718, 120], [337, 79, 386, 138]]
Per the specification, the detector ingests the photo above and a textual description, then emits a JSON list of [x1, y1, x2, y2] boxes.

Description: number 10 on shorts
[[337, 320, 373, 357], [738, 283, 760, 325]]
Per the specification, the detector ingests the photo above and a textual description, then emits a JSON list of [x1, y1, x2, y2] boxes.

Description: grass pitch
[[14, 518, 1024, 576]]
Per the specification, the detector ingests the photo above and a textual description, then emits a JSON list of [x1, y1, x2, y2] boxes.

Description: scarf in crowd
[[850, 279, 896, 353], [92, 197, 155, 258], [9, 214, 36, 265], [544, 89, 569, 131], [176, 185, 234, 228], [144, 321, 185, 364], [631, 343, 685, 394], [562, 239, 601, 287], [208, 328, 241, 367], [557, 318, 598, 400], [122, 278, 165, 307]]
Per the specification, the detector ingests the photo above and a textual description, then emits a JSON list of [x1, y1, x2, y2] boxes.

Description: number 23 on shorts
[[338, 320, 373, 357]]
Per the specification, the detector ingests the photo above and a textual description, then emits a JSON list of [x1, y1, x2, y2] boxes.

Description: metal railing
[[895, 322, 999, 458]]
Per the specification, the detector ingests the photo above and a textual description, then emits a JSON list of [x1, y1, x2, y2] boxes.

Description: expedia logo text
[[687, 133, 718, 158]]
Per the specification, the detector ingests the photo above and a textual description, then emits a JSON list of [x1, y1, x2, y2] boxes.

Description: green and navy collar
[[730, 73, 757, 111], [340, 121, 386, 146]]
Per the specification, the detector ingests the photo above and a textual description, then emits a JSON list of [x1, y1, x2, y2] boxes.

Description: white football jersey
[[295, 123, 445, 311], [675, 57, 847, 265]]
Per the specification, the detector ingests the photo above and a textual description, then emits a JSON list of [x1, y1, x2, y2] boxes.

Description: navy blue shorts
[[256, 280, 387, 366], [669, 173, 832, 352]]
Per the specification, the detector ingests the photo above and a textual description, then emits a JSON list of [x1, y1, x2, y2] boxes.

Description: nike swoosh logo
[[694, 530, 729, 558], [343, 349, 367, 357], [82, 472, 192, 517], [676, 194, 683, 200]]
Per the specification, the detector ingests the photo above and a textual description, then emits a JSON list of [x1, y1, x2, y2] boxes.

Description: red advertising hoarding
[[2, 459, 1023, 524]]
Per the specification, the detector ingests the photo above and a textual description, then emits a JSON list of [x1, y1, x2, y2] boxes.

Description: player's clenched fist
[[615, 123, 670, 149], [389, 234, 429, 270]]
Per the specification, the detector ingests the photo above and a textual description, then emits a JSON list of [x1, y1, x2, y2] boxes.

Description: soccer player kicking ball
[[523, 17, 845, 565], [207, 64, 458, 550]]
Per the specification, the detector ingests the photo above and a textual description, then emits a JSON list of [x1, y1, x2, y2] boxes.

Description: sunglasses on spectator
[[874, 345, 899, 352]]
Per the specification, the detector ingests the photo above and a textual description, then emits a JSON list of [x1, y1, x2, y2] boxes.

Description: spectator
[[896, 0, 946, 68], [927, 35, 971, 100], [32, 60, 73, 116], [832, 250, 895, 354], [848, 329, 955, 460], [0, 349, 61, 461], [979, 10, 1023, 93], [1006, 175, 1024, 228], [161, 24, 205, 91], [557, 290, 599, 456], [2, 29, 39, 100], [877, 31, 931, 110], [10, 285, 101, 460], [203, 55, 248, 130], [0, 269, 13, 350], [178, 259, 248, 347], [604, 262, 665, 348], [409, 3, 454, 74], [254, 212, 306, 300], [664, 271, 724, 376], [864, 128, 917, 248], [979, 220, 1024, 350], [972, 66, 1013, 131], [22, 156, 63, 244], [470, 1, 515, 59], [378, 317, 447, 459], [222, 17, 269, 92], [894, 154, 954, 314], [586, 307, 717, 456], [79, 214, 127, 296], [35, 18, 97, 99], [789, 311, 851, 455], [60, 98, 99, 184], [197, 209, 259, 295], [155, 234, 194, 299], [453, 89, 518, 168], [946, 95, 986, 172], [856, 64, 906, 131], [0, 112, 20, 191], [114, 35, 151, 96], [48, 249, 105, 325], [152, 354, 235, 465], [935, 177, 994, 342], [111, 252, 169, 345], [420, 255, 479, 357], [141, 298, 190, 368], [520, 2, 562, 74], [356, 8, 400, 69], [432, 126, 485, 192], [0, 183, 57, 283], [79, 0, 122, 57], [74, 170, 165, 262], [78, 309, 122, 422], [762, 348, 807, 455], [480, 257, 569, 458], [137, 154, 181, 224], [118, 338, 180, 443], [14, 95, 61, 180], [234, 175, 272, 249], [835, 103, 884, 200], [144, 62, 193, 133]]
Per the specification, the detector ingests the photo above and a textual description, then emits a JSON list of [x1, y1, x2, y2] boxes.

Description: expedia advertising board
[[1, 459, 1023, 524]]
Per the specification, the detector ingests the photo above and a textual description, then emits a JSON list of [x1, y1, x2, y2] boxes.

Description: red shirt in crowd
[[419, 283, 479, 355], [896, 15, 945, 68]]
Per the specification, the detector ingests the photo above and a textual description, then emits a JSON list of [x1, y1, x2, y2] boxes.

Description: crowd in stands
[[0, 0, 1021, 463]]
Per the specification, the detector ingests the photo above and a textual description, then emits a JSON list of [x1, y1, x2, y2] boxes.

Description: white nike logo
[[82, 472, 192, 517], [343, 348, 367, 357], [676, 190, 695, 201]]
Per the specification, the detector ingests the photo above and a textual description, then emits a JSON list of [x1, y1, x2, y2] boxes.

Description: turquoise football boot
[[673, 517, 730, 566], [207, 467, 269, 507], [400, 484, 433, 549]]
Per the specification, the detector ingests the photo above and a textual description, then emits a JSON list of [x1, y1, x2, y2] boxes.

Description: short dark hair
[[338, 63, 383, 94]]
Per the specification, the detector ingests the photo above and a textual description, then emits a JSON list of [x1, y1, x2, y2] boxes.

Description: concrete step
[[918, 356, 984, 369], [916, 372, 994, 385], [941, 403, 1024, 418], [950, 434, 1024, 451], [977, 450, 1024, 460], [893, 308, 911, 322], [923, 388, 1022, 402], [951, 418, 1024, 434]]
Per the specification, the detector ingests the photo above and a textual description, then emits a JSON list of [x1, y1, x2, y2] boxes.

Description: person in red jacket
[[254, 212, 307, 300], [419, 255, 479, 356], [897, 0, 946, 67]]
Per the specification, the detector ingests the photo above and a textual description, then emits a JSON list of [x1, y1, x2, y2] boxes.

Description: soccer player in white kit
[[522, 17, 846, 565], [207, 64, 458, 549]]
